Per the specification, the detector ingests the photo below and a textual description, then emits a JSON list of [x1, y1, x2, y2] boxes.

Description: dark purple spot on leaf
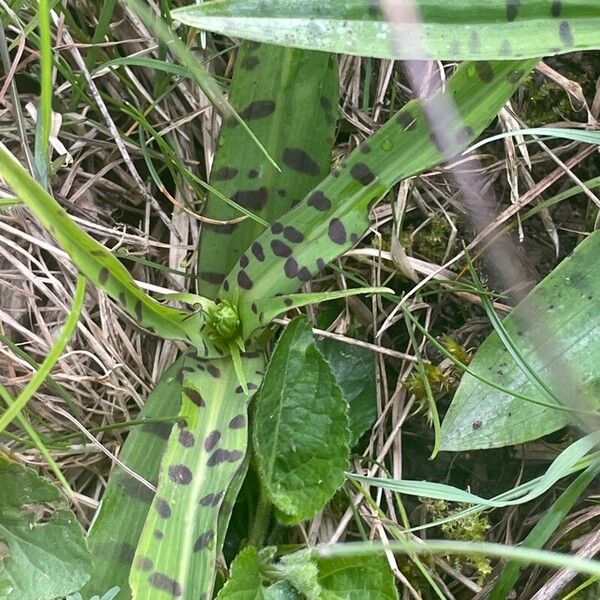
[[240, 100, 276, 120], [350, 162, 376, 185], [118, 474, 154, 502], [238, 270, 253, 289], [307, 191, 331, 211], [156, 498, 171, 519], [154, 529, 164, 540], [271, 221, 284, 234], [282, 147, 319, 175], [284, 257, 299, 278], [248, 168, 259, 178], [284, 297, 293, 307], [141, 420, 172, 440], [204, 430, 221, 451], [232, 188, 268, 211], [298, 267, 312, 282], [193, 530, 215, 551], [135, 556, 153, 571], [251, 302, 258, 314], [184, 387, 205, 407], [99, 267, 109, 285], [239, 254, 249, 268], [475, 61, 494, 83], [506, 0, 519, 21], [229, 415, 246, 429], [179, 430, 195, 447], [316, 258, 326, 272], [199, 271, 225, 285], [134, 301, 143, 322], [283, 226, 304, 243], [328, 218, 347, 244], [148, 572, 182, 597], [211, 166, 238, 181], [559, 20, 573, 45], [199, 491, 225, 507], [251, 242, 265, 261], [118, 292, 126, 306], [551, 0, 562, 17], [271, 240, 292, 257], [360, 143, 372, 154], [207, 448, 244, 466], [168, 464, 192, 485], [207, 364, 221, 378]]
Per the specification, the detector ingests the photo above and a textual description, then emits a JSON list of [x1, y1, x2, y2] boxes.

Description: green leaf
[[198, 42, 338, 299], [317, 554, 399, 600], [172, 0, 600, 60], [83, 353, 193, 598], [0, 455, 91, 600], [272, 550, 320, 599], [441, 230, 600, 450], [130, 353, 265, 600], [216, 546, 264, 600], [0, 144, 219, 357], [221, 59, 537, 339], [317, 339, 377, 446], [263, 581, 301, 600], [253, 316, 350, 523]]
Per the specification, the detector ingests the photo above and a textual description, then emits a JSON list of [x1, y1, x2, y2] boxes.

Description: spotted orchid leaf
[[441, 229, 600, 451], [129, 352, 265, 600], [251, 287, 393, 328], [83, 353, 195, 597], [220, 59, 538, 340], [197, 42, 338, 299], [172, 0, 600, 60], [0, 144, 221, 357]]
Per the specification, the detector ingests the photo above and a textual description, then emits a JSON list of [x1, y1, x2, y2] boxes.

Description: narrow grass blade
[[490, 462, 600, 599], [172, 0, 600, 60]]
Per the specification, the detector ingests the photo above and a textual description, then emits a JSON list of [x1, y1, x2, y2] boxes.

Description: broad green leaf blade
[[252, 316, 350, 524], [222, 59, 537, 339], [0, 455, 91, 599], [216, 546, 264, 599], [83, 353, 194, 599], [316, 339, 377, 446], [198, 42, 338, 299], [130, 353, 265, 600], [317, 554, 399, 600], [0, 144, 219, 357], [172, 0, 600, 60], [441, 230, 600, 451]]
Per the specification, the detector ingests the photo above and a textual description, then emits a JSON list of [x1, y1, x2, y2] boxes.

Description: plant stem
[[248, 487, 272, 548]]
